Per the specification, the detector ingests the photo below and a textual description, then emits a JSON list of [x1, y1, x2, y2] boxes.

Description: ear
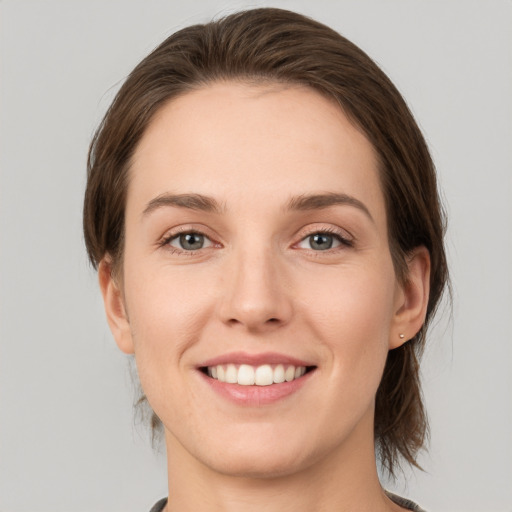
[[390, 246, 431, 349], [98, 258, 135, 354]]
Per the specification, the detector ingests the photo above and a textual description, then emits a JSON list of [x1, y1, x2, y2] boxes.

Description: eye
[[297, 231, 350, 251], [168, 232, 213, 251]]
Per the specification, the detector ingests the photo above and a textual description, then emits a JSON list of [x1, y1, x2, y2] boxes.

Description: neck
[[163, 411, 401, 512]]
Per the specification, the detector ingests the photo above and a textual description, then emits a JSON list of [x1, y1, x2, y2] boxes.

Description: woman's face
[[102, 82, 418, 477]]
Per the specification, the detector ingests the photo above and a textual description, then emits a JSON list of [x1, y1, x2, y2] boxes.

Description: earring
[[399, 333, 405, 339]]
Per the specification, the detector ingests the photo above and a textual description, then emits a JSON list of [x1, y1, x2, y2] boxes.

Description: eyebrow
[[142, 193, 224, 216], [286, 192, 374, 222], [142, 191, 373, 222]]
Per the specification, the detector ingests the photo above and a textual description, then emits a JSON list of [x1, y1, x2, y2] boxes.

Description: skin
[[99, 82, 430, 512]]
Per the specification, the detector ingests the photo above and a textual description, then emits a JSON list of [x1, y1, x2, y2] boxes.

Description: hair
[[83, 7, 448, 476]]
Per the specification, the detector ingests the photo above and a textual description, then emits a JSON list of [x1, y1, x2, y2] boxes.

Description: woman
[[83, 8, 447, 512]]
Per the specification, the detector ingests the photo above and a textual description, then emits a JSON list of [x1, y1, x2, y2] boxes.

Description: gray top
[[385, 491, 427, 511], [149, 492, 426, 511], [149, 498, 167, 512]]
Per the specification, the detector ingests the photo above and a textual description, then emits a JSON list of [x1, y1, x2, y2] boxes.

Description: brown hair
[[84, 7, 448, 475]]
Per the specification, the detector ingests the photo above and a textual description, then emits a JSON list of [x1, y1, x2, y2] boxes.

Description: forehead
[[128, 82, 385, 224]]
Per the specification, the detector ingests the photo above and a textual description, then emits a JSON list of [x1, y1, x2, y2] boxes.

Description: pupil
[[180, 233, 204, 250], [310, 233, 332, 250]]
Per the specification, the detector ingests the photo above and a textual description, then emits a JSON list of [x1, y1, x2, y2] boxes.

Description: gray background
[[1, 1, 511, 511]]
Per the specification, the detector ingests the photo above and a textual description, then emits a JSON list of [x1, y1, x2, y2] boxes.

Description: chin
[[190, 428, 326, 480], [205, 450, 311, 480]]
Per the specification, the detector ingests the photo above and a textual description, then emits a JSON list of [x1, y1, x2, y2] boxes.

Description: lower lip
[[199, 370, 314, 406]]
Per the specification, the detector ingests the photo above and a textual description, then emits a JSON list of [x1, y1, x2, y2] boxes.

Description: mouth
[[200, 363, 316, 386], [197, 352, 317, 405]]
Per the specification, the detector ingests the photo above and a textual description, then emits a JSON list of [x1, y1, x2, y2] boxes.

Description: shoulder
[[148, 497, 167, 512], [385, 490, 427, 512], [149, 494, 425, 512]]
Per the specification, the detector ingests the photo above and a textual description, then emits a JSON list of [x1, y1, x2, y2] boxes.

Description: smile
[[198, 352, 317, 405], [205, 364, 310, 386]]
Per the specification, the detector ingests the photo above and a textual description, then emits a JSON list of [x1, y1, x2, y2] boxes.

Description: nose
[[218, 247, 293, 332]]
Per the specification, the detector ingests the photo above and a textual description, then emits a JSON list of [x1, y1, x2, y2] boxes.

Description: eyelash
[[296, 227, 354, 251], [159, 226, 354, 255], [159, 227, 216, 255]]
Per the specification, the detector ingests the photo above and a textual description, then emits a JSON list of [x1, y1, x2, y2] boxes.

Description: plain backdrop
[[1, 1, 511, 511]]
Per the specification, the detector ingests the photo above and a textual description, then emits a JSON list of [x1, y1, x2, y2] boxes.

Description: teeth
[[273, 364, 285, 384], [294, 366, 306, 379], [207, 364, 308, 386], [225, 364, 237, 384], [238, 364, 255, 385], [254, 364, 273, 386], [285, 365, 295, 382]]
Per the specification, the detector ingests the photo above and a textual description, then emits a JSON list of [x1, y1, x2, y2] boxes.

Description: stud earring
[[399, 333, 405, 339]]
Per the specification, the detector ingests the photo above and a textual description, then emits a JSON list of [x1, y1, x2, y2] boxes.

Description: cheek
[[122, 262, 215, 367], [121, 264, 218, 419], [297, 262, 396, 382], [300, 259, 396, 332]]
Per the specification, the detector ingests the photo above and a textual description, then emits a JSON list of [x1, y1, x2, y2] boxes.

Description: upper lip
[[199, 351, 315, 368]]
